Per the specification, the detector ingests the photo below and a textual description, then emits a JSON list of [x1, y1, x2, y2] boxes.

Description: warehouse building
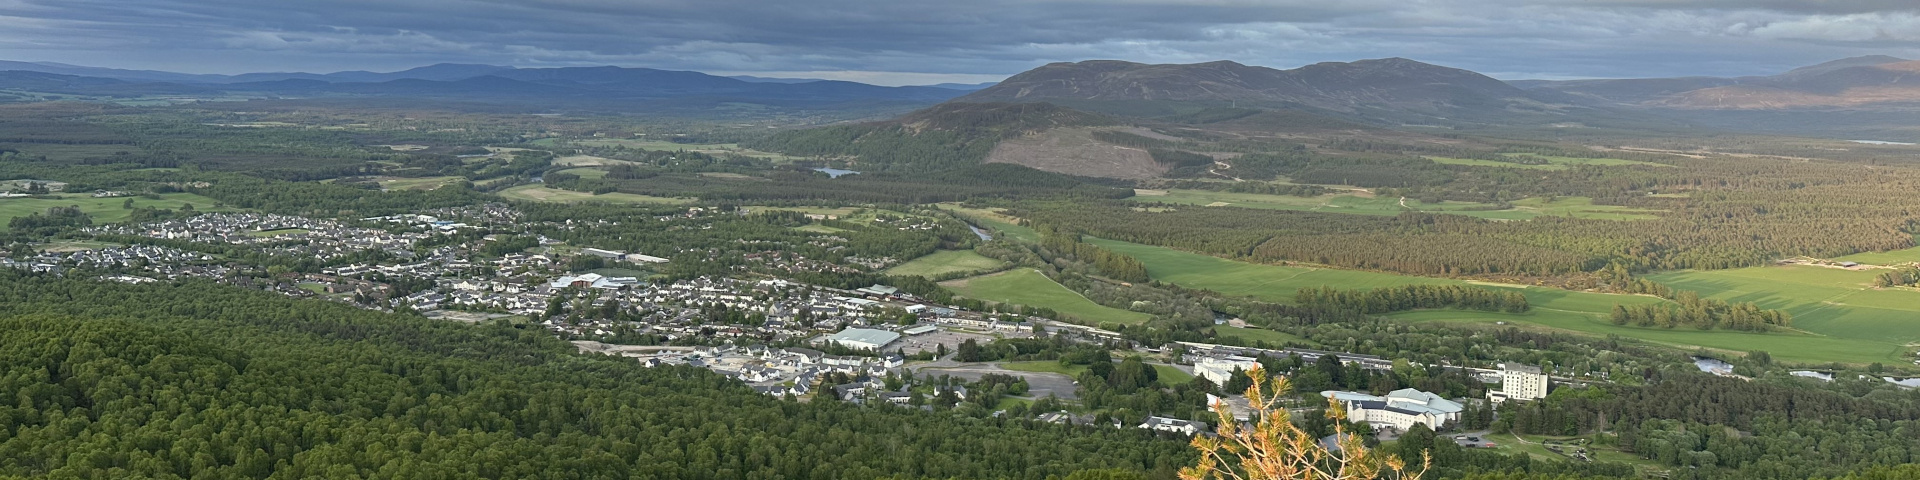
[[815, 327, 902, 351]]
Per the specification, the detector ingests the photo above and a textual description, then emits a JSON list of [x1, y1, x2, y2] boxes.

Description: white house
[[1139, 416, 1209, 436]]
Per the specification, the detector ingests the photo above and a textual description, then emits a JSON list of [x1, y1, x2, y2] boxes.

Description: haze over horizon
[[1, 0, 1918, 86]]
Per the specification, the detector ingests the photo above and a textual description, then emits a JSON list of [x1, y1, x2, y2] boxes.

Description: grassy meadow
[[1834, 246, 1920, 265], [1089, 237, 1906, 364], [0, 192, 230, 230], [1211, 325, 1315, 346], [1645, 264, 1920, 363], [941, 268, 1153, 326], [377, 176, 463, 191], [886, 249, 1008, 278], [498, 185, 692, 204]]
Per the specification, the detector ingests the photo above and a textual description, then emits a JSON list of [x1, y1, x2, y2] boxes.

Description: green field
[[498, 185, 691, 204], [887, 249, 1009, 278], [0, 192, 230, 230], [1134, 189, 1660, 221], [378, 176, 463, 191], [554, 167, 608, 179], [1834, 246, 1920, 265], [1088, 237, 1906, 364], [1488, 434, 1663, 470], [38, 240, 121, 252], [942, 269, 1153, 326], [1645, 265, 1920, 363]]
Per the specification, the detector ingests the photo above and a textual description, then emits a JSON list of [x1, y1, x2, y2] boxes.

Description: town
[[1, 204, 1575, 442]]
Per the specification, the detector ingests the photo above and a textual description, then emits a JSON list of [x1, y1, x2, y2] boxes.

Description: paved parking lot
[[917, 363, 1079, 400], [888, 329, 1002, 355]]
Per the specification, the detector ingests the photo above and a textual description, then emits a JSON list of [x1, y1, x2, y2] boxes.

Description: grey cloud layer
[[0, 0, 1916, 83]]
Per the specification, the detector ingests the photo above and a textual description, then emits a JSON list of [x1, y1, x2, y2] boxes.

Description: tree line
[[0, 271, 1194, 479], [1295, 284, 1530, 315]]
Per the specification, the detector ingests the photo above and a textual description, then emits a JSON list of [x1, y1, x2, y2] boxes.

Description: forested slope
[[0, 271, 1190, 479], [746, 102, 1114, 173]]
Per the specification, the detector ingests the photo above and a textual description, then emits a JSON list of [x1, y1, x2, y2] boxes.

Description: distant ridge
[[0, 61, 969, 108], [1518, 55, 1920, 109], [958, 57, 1605, 124]]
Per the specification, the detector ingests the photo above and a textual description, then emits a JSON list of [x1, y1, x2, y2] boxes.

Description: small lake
[[812, 167, 859, 178], [1850, 140, 1917, 145]]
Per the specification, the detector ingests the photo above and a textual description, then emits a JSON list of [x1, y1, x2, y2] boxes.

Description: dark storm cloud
[[0, 0, 1916, 84]]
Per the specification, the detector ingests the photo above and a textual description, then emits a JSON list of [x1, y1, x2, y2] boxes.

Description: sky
[[0, 0, 1917, 86]]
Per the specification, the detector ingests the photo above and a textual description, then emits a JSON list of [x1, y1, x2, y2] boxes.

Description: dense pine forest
[[0, 271, 1193, 479]]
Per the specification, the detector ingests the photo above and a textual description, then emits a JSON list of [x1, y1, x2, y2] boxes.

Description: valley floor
[[1085, 237, 1919, 365]]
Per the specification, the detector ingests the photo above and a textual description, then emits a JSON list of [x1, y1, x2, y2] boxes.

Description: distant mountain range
[[955, 57, 1646, 126], [6, 55, 1916, 120], [0, 61, 983, 109], [729, 75, 994, 91], [1516, 55, 1920, 109]]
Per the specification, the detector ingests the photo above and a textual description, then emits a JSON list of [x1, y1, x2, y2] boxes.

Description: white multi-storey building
[[1489, 363, 1549, 403], [1193, 355, 1261, 386]]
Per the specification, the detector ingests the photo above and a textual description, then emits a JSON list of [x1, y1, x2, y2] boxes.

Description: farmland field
[[1834, 246, 1920, 265], [0, 192, 230, 230], [1210, 325, 1314, 346], [941, 268, 1153, 326], [886, 249, 1008, 278], [1645, 265, 1920, 363], [377, 176, 462, 191], [498, 185, 691, 204], [551, 155, 633, 167], [1088, 237, 1903, 364], [1133, 189, 1660, 221]]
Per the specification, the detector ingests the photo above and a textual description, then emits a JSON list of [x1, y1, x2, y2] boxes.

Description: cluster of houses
[[506, 277, 949, 346], [0, 243, 210, 274], [626, 343, 909, 399], [89, 213, 438, 261], [1, 245, 222, 277]]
